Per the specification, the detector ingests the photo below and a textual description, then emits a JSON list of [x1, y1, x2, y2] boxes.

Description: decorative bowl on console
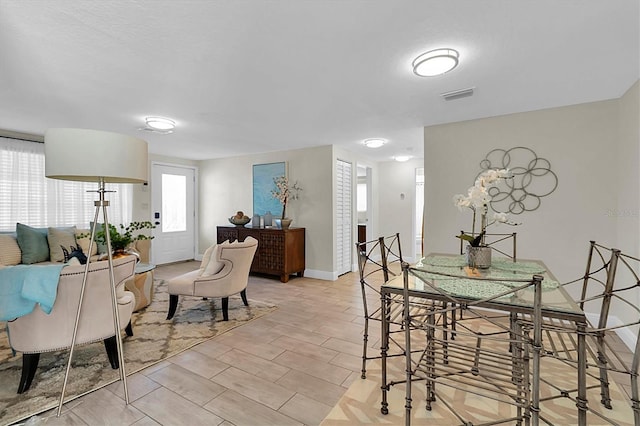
[[229, 211, 251, 227]]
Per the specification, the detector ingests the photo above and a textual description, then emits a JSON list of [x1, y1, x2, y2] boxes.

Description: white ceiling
[[1, 1, 638, 162]]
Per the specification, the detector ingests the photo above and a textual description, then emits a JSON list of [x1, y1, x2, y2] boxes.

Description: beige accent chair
[[166, 237, 258, 321], [7, 255, 136, 393]]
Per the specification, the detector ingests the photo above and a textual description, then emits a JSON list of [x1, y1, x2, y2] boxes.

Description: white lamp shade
[[45, 128, 148, 183]]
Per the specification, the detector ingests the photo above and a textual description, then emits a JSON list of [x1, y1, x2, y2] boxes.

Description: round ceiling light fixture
[[363, 138, 386, 148], [394, 155, 412, 162], [412, 48, 459, 77], [145, 117, 176, 131]]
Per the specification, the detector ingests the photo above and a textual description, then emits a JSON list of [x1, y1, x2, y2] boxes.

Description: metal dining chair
[[537, 241, 640, 424], [355, 233, 405, 379]]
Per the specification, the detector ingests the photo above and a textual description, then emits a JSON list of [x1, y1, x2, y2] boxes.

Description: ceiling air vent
[[441, 87, 475, 101]]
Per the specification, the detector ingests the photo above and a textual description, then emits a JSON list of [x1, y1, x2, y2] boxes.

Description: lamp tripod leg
[[102, 203, 129, 404], [56, 181, 129, 417]]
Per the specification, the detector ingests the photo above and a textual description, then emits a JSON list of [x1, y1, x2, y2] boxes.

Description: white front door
[[151, 163, 196, 264]]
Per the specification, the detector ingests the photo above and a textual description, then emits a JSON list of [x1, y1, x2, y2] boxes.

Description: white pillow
[[0, 234, 22, 266], [199, 244, 216, 272], [48, 226, 77, 262], [202, 241, 227, 276], [75, 229, 99, 257]]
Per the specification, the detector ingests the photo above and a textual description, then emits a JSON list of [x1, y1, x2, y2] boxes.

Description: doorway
[[415, 167, 424, 259], [151, 163, 196, 264], [336, 159, 352, 276]]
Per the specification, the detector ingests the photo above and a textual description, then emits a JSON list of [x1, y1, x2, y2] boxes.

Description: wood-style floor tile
[[210, 366, 296, 410], [70, 387, 146, 425], [131, 387, 224, 425], [271, 335, 340, 363], [168, 347, 230, 379], [278, 393, 334, 426], [146, 363, 227, 406], [216, 348, 291, 382], [204, 390, 302, 426], [273, 350, 352, 385], [276, 369, 348, 407], [106, 371, 162, 402]]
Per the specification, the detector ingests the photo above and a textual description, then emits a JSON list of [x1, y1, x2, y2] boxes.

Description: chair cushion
[[16, 223, 50, 264], [48, 226, 77, 262], [0, 234, 21, 266]]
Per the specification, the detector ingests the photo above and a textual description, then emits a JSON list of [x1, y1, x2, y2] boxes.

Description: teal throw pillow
[[16, 223, 50, 264]]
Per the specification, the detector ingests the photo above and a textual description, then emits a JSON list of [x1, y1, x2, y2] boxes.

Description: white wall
[[199, 145, 334, 279]]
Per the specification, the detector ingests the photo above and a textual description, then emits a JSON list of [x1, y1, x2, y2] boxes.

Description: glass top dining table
[[379, 253, 589, 425], [383, 253, 586, 323]]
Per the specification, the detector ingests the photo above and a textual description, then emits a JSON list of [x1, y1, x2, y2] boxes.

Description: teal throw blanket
[[0, 264, 65, 321]]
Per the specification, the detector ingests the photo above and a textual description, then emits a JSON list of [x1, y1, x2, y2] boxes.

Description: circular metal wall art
[[478, 147, 558, 215]]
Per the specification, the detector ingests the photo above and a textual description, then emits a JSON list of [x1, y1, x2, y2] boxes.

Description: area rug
[[321, 350, 635, 425], [0, 280, 278, 426]]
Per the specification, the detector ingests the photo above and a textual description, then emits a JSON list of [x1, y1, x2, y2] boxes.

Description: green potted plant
[[94, 221, 155, 253]]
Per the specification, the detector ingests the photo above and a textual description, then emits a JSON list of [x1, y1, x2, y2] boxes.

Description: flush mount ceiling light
[[412, 48, 459, 77], [394, 155, 412, 162], [145, 117, 175, 131], [363, 138, 386, 148]]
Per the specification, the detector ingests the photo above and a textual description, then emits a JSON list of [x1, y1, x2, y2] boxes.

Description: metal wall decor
[[478, 147, 558, 214]]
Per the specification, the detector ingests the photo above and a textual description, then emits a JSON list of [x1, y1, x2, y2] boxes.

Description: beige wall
[[616, 80, 640, 257], [199, 145, 334, 279], [424, 80, 639, 340], [377, 158, 423, 261]]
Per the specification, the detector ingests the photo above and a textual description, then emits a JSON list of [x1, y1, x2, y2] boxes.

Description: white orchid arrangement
[[271, 176, 302, 219], [453, 168, 518, 247]]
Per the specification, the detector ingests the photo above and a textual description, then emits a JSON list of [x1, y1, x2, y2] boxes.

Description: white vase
[[466, 246, 492, 269]]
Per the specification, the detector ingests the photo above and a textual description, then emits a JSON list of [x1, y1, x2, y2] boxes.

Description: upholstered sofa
[[1, 223, 153, 311]]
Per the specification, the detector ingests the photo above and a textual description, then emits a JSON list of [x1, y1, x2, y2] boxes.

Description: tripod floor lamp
[[44, 128, 148, 415]]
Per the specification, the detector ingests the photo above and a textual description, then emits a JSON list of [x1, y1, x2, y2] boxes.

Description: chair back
[[213, 237, 258, 293], [577, 241, 640, 338], [7, 256, 136, 352], [355, 233, 403, 315]]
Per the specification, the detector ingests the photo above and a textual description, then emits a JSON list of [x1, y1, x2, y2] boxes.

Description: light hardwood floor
[[30, 260, 635, 426], [33, 261, 368, 426]]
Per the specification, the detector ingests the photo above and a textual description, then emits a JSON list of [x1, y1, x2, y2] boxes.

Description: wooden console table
[[217, 226, 305, 283]]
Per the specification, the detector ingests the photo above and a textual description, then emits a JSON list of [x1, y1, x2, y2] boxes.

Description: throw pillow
[[16, 223, 50, 264], [90, 222, 108, 254], [0, 234, 22, 266], [202, 241, 228, 277], [75, 228, 99, 257], [199, 244, 216, 273], [48, 226, 77, 262]]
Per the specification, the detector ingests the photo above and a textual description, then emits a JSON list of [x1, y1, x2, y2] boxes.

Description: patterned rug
[[321, 344, 635, 425], [0, 280, 278, 426]]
